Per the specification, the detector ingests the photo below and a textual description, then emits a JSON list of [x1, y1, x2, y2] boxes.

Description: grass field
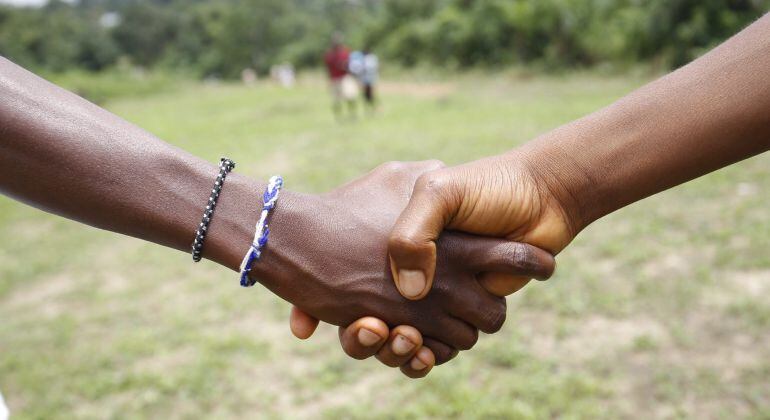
[[1, 71, 768, 419]]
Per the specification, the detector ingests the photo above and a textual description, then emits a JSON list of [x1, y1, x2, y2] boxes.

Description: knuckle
[[388, 233, 428, 255], [510, 243, 536, 271], [415, 172, 449, 195]]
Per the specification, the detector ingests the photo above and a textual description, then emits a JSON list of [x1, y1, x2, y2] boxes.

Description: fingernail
[[392, 334, 415, 355], [410, 357, 427, 371], [357, 328, 381, 347], [399, 269, 426, 298]]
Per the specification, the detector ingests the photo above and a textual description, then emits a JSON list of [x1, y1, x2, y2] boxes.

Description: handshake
[[4, 15, 768, 383], [230, 154, 580, 378]]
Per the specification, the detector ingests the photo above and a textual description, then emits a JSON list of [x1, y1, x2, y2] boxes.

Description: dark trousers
[[363, 83, 375, 105]]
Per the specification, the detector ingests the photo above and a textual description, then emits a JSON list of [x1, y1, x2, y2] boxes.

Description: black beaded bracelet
[[192, 157, 236, 262]]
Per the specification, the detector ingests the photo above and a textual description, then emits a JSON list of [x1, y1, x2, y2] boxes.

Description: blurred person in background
[[349, 47, 379, 113], [0, 391, 8, 420], [324, 34, 357, 120], [360, 46, 379, 112], [240, 68, 257, 86], [270, 62, 295, 88], [348, 49, 364, 77]]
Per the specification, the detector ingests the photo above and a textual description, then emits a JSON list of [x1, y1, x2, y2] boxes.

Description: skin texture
[[0, 57, 556, 377], [386, 12, 770, 300], [248, 161, 555, 351]]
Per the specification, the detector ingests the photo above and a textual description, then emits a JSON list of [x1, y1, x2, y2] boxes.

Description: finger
[[337, 317, 389, 360], [400, 346, 435, 379], [479, 273, 531, 296], [289, 306, 320, 339], [422, 318, 486, 350], [447, 280, 508, 333], [389, 172, 456, 300], [422, 337, 459, 365], [375, 325, 423, 367], [446, 234, 556, 281]]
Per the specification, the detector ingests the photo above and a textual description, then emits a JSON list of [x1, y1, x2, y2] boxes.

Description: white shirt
[[0, 391, 9, 420], [362, 54, 379, 85]]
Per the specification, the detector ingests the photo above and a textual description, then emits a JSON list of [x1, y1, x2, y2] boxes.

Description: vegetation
[[0, 72, 768, 418], [1, 0, 768, 78]]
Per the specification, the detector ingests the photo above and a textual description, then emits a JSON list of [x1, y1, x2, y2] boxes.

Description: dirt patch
[[379, 81, 455, 99], [4, 273, 74, 318], [701, 269, 770, 308], [517, 311, 669, 364]]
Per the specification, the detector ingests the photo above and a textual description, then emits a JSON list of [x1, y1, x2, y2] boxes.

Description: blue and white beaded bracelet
[[239, 175, 283, 287]]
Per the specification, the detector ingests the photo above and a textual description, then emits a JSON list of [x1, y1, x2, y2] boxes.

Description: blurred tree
[[0, 1, 119, 71], [0, 0, 767, 76], [112, 2, 178, 67]]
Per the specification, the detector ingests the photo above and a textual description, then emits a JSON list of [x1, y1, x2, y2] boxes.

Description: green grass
[[1, 71, 768, 419], [46, 68, 190, 105]]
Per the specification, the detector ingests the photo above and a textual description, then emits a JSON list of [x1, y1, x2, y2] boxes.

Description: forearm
[[0, 56, 268, 271], [516, 14, 770, 231]]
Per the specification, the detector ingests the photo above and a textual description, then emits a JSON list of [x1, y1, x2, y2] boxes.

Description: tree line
[[0, 0, 767, 78]]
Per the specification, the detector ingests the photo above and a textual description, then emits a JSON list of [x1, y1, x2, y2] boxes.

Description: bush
[[0, 0, 767, 77]]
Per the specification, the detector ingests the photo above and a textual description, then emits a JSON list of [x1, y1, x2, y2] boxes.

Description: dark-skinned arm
[[0, 57, 557, 377], [0, 55, 261, 271]]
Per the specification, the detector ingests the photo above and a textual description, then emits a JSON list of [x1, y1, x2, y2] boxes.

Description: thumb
[[289, 306, 320, 339], [444, 234, 555, 297], [389, 172, 457, 300]]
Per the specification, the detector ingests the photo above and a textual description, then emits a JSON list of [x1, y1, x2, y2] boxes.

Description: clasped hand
[[249, 158, 574, 378]]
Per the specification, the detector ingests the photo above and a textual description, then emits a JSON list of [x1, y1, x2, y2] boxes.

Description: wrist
[[506, 136, 596, 236], [249, 190, 322, 292], [510, 108, 639, 234], [199, 173, 263, 271], [202, 173, 306, 270], [204, 173, 320, 291]]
